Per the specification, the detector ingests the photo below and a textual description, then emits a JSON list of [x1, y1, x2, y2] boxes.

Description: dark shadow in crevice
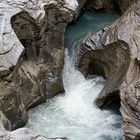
[[77, 40, 130, 117], [11, 11, 40, 60], [100, 90, 121, 115]]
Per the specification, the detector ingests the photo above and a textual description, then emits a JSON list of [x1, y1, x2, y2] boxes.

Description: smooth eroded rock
[[76, 0, 140, 139]]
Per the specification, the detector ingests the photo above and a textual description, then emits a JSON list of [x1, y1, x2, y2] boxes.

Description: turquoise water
[[65, 10, 119, 52], [26, 51, 123, 140], [26, 10, 122, 140]]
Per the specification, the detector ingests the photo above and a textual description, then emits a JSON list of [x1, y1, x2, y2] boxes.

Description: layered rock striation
[[76, 0, 140, 139]]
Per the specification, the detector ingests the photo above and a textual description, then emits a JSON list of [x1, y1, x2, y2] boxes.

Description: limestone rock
[[0, 0, 81, 129], [76, 0, 140, 139]]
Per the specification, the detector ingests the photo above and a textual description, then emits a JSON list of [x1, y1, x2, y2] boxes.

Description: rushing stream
[[26, 10, 123, 140], [65, 10, 120, 52]]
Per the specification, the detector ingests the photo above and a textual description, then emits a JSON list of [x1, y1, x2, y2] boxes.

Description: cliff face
[[77, 1, 140, 139], [0, 0, 88, 130]]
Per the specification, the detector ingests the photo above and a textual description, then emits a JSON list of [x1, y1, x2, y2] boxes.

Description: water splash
[[26, 50, 123, 140]]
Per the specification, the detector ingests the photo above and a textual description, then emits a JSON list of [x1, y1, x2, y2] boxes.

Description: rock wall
[[87, 0, 114, 11], [87, 0, 135, 13], [76, 0, 140, 139], [1, 0, 140, 139], [0, 0, 85, 130]]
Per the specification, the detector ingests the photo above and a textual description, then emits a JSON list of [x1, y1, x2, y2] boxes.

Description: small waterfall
[[26, 10, 123, 140], [26, 49, 123, 140]]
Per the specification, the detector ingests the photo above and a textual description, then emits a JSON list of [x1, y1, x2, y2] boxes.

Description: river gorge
[[0, 0, 140, 140], [26, 10, 122, 140]]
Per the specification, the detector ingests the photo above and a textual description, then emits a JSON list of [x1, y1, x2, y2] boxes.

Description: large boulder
[[76, 0, 140, 139]]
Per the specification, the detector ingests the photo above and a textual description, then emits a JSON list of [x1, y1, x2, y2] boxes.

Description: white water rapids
[[26, 50, 123, 140]]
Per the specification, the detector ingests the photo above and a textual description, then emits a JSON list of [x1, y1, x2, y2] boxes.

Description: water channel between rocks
[[26, 10, 123, 140]]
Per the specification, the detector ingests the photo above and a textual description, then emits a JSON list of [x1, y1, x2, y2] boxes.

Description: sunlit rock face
[[0, 0, 83, 130], [77, 0, 140, 139]]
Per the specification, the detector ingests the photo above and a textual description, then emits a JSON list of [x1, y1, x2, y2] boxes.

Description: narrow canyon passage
[[26, 10, 123, 140]]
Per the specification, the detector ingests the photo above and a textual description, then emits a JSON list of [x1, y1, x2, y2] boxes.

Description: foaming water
[[26, 50, 123, 140], [26, 10, 122, 140]]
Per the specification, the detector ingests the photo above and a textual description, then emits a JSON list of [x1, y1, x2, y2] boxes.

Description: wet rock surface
[[0, 0, 81, 134], [76, 0, 140, 139], [0, 0, 90, 139]]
